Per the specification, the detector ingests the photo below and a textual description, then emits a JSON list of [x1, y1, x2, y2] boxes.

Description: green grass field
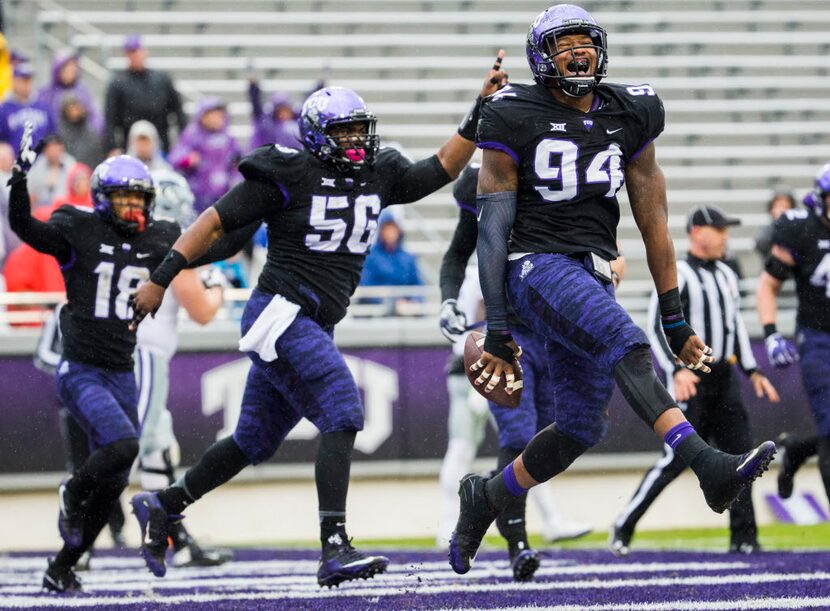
[[262, 523, 830, 552]]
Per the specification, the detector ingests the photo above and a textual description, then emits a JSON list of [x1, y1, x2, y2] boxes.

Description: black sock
[[792, 436, 820, 467], [54, 472, 128, 569], [158, 437, 249, 515], [316, 431, 356, 546], [673, 433, 713, 478], [494, 447, 528, 551]]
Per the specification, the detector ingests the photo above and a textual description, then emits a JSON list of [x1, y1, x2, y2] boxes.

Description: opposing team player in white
[[135, 170, 232, 567]]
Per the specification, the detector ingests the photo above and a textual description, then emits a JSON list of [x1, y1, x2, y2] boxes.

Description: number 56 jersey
[[477, 81, 665, 260], [47, 206, 180, 370]]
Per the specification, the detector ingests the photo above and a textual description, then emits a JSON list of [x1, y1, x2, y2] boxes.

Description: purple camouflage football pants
[[233, 289, 364, 465], [56, 360, 139, 451], [505, 253, 650, 447]]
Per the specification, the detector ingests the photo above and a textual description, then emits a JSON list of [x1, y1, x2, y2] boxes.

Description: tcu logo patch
[[520, 259, 534, 280]]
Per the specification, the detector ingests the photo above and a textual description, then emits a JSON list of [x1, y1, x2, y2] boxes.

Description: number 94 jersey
[[477, 81, 665, 260], [47, 206, 180, 370]]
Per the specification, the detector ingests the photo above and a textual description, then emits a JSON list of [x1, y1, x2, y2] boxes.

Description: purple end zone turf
[[6, 548, 830, 610]]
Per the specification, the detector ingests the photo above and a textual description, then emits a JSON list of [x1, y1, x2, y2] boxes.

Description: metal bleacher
[[23, 0, 830, 293]]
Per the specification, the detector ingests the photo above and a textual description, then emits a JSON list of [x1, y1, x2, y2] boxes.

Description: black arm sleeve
[[439, 207, 478, 302], [213, 179, 284, 232], [476, 191, 516, 334], [189, 220, 262, 268], [390, 155, 452, 205], [7, 174, 71, 262]]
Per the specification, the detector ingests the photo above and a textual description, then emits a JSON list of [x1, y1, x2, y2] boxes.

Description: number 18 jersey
[[476, 81, 665, 260], [47, 206, 179, 370]]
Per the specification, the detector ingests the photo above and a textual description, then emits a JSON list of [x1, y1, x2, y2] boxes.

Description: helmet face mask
[[91, 156, 155, 235], [527, 4, 608, 97], [300, 87, 380, 173]]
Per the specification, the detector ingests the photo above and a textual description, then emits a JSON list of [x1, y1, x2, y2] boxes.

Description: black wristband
[[657, 287, 683, 318], [150, 250, 188, 288], [665, 322, 695, 357], [484, 331, 515, 363], [763, 323, 778, 338], [457, 96, 483, 141]]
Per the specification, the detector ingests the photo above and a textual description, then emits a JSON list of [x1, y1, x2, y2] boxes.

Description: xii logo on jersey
[[99, 244, 115, 255], [550, 122, 567, 132]]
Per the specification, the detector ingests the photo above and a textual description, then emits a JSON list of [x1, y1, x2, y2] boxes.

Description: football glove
[[14, 120, 40, 175], [765, 333, 798, 368], [199, 266, 229, 290], [439, 299, 467, 342]]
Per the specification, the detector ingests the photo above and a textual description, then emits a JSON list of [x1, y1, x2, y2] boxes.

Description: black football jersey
[[47, 206, 180, 370], [771, 210, 830, 333], [476, 81, 665, 259], [219, 144, 450, 327]]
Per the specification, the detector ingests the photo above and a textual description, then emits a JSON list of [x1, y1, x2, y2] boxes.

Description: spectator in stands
[[127, 120, 172, 172], [247, 77, 302, 150], [169, 97, 241, 212], [0, 63, 56, 152], [104, 35, 186, 154], [37, 49, 103, 137], [754, 189, 796, 260], [26, 134, 76, 209], [0, 34, 11, 100], [0, 141, 16, 267], [360, 210, 423, 315], [58, 94, 105, 169], [3, 163, 92, 324]]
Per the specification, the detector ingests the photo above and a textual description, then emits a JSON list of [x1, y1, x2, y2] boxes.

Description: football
[[463, 331, 523, 408]]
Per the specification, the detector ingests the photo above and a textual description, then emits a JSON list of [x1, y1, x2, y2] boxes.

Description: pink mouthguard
[[345, 148, 366, 162]]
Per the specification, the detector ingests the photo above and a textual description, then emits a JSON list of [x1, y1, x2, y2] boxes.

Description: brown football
[[463, 331, 523, 408]]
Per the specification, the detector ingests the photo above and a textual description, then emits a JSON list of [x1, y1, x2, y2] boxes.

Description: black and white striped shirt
[[648, 255, 757, 377]]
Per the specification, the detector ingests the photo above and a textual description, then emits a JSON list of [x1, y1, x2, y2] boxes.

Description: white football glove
[[439, 299, 467, 342], [14, 120, 38, 174]]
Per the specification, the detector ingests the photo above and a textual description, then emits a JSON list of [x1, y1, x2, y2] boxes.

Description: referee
[[610, 206, 780, 555]]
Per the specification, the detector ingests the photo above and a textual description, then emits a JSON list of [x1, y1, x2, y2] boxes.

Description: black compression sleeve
[[390, 155, 452, 205], [476, 191, 516, 334], [213, 179, 283, 233], [439, 207, 478, 302], [7, 173, 71, 262], [189, 220, 262, 268]]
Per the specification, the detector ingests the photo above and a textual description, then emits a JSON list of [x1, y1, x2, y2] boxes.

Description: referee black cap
[[686, 206, 741, 232]]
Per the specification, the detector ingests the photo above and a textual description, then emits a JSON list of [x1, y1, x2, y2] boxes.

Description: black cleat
[[448, 474, 498, 574], [509, 545, 540, 582], [729, 540, 762, 555], [316, 533, 389, 588], [776, 433, 797, 499], [608, 525, 632, 557], [42, 559, 83, 594], [172, 540, 234, 568], [131, 492, 181, 577], [699, 441, 777, 514]]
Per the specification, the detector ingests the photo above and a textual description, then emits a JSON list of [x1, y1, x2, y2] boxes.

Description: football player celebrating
[[757, 162, 830, 507], [448, 4, 777, 575], [439, 163, 591, 581], [8, 124, 179, 593], [128, 57, 508, 587]]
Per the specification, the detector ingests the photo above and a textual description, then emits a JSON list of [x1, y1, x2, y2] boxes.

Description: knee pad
[[104, 438, 140, 472], [522, 424, 589, 483], [614, 347, 676, 428]]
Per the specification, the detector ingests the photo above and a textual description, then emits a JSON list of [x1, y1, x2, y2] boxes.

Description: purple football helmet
[[299, 87, 379, 173], [91, 155, 155, 234], [526, 4, 608, 97], [804, 162, 830, 218]]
